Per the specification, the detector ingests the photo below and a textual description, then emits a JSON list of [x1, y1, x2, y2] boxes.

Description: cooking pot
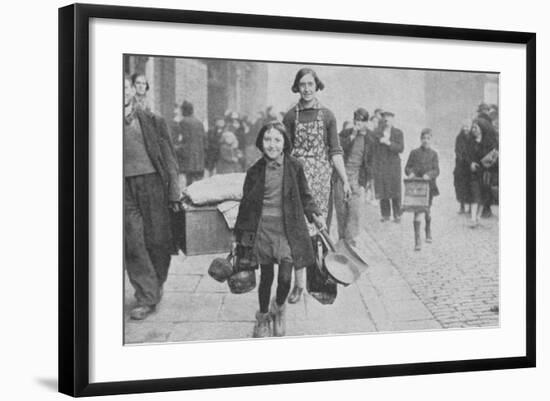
[[208, 253, 234, 283], [227, 269, 256, 294]]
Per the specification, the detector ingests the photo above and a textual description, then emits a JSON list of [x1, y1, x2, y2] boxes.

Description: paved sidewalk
[[124, 228, 441, 344]]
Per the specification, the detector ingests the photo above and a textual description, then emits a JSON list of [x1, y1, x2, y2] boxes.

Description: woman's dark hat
[[381, 110, 395, 117]]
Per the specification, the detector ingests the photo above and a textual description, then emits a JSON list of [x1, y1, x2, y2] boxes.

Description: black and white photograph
[[123, 55, 500, 344]]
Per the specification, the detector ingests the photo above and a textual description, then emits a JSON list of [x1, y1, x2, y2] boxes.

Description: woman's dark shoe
[[130, 305, 156, 320], [288, 286, 304, 304]]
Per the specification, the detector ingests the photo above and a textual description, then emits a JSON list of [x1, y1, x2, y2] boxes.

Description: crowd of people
[[123, 68, 498, 338]]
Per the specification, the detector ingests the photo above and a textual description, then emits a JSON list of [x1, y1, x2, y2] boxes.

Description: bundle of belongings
[[181, 173, 245, 230]]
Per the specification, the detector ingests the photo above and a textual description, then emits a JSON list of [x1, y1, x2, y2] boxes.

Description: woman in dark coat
[[453, 122, 472, 214], [465, 119, 497, 227], [234, 122, 325, 337]]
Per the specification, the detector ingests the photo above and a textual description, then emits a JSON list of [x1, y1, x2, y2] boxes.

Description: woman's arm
[[332, 154, 350, 192]]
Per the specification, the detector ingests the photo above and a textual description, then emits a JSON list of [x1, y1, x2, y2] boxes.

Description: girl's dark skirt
[[253, 215, 294, 265]]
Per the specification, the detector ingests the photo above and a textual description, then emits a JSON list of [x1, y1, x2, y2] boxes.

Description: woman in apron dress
[[282, 67, 351, 303]]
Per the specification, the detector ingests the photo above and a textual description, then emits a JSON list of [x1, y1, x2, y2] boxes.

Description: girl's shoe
[[252, 311, 272, 338], [270, 299, 287, 337]]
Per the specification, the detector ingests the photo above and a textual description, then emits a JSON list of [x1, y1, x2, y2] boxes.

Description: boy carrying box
[[405, 128, 440, 251]]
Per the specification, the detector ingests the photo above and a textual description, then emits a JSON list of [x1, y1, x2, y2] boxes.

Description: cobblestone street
[[362, 149, 499, 329], [124, 150, 499, 343]]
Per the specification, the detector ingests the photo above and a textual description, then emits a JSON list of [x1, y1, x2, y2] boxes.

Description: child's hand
[[313, 214, 327, 232]]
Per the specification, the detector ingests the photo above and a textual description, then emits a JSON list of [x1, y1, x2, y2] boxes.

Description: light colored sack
[[183, 173, 245, 205]]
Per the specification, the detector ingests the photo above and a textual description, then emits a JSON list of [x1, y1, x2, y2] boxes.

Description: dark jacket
[[133, 108, 180, 254], [405, 146, 440, 197], [234, 156, 320, 268], [453, 129, 472, 203], [372, 127, 404, 199], [135, 108, 180, 202], [339, 127, 371, 187]]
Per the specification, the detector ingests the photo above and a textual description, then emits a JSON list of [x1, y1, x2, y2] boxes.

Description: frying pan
[[318, 229, 366, 286]]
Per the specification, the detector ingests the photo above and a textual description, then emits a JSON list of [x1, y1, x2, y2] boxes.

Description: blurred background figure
[[476, 103, 498, 218], [224, 111, 247, 169], [131, 72, 151, 112], [176, 101, 206, 187], [215, 130, 243, 175], [206, 118, 226, 175], [170, 102, 186, 189], [465, 119, 497, 228], [341, 120, 353, 132], [453, 120, 472, 214]]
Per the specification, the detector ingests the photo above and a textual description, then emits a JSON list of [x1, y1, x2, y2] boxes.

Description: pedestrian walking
[[453, 122, 472, 214], [372, 110, 404, 222], [334, 108, 371, 246], [234, 122, 326, 337], [123, 75, 181, 320], [465, 119, 497, 228], [282, 67, 350, 304], [476, 103, 499, 218], [405, 128, 440, 251]]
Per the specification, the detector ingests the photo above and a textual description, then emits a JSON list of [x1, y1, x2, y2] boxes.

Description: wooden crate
[[173, 203, 233, 256], [402, 178, 430, 213]]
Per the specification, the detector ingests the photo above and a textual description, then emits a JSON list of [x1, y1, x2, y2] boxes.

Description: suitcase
[[173, 203, 233, 256]]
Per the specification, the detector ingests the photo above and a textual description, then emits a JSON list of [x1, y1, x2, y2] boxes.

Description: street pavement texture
[[124, 150, 499, 344]]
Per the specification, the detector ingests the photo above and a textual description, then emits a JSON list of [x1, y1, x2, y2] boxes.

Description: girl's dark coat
[[234, 156, 320, 268]]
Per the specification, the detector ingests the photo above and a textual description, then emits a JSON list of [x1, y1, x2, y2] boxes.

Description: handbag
[[481, 148, 498, 169], [306, 235, 337, 305]]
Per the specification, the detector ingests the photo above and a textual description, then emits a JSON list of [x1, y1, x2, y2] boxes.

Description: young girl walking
[[234, 122, 326, 337]]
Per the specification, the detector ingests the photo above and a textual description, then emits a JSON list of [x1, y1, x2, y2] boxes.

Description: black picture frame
[[58, 2, 536, 397]]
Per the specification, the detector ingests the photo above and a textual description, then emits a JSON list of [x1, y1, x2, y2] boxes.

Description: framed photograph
[[58, 2, 536, 397]]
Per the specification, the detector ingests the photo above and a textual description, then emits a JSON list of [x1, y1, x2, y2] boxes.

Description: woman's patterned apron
[[291, 105, 333, 236]]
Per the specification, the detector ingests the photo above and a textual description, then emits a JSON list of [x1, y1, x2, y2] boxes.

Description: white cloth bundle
[[217, 200, 240, 229], [183, 173, 246, 205]]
